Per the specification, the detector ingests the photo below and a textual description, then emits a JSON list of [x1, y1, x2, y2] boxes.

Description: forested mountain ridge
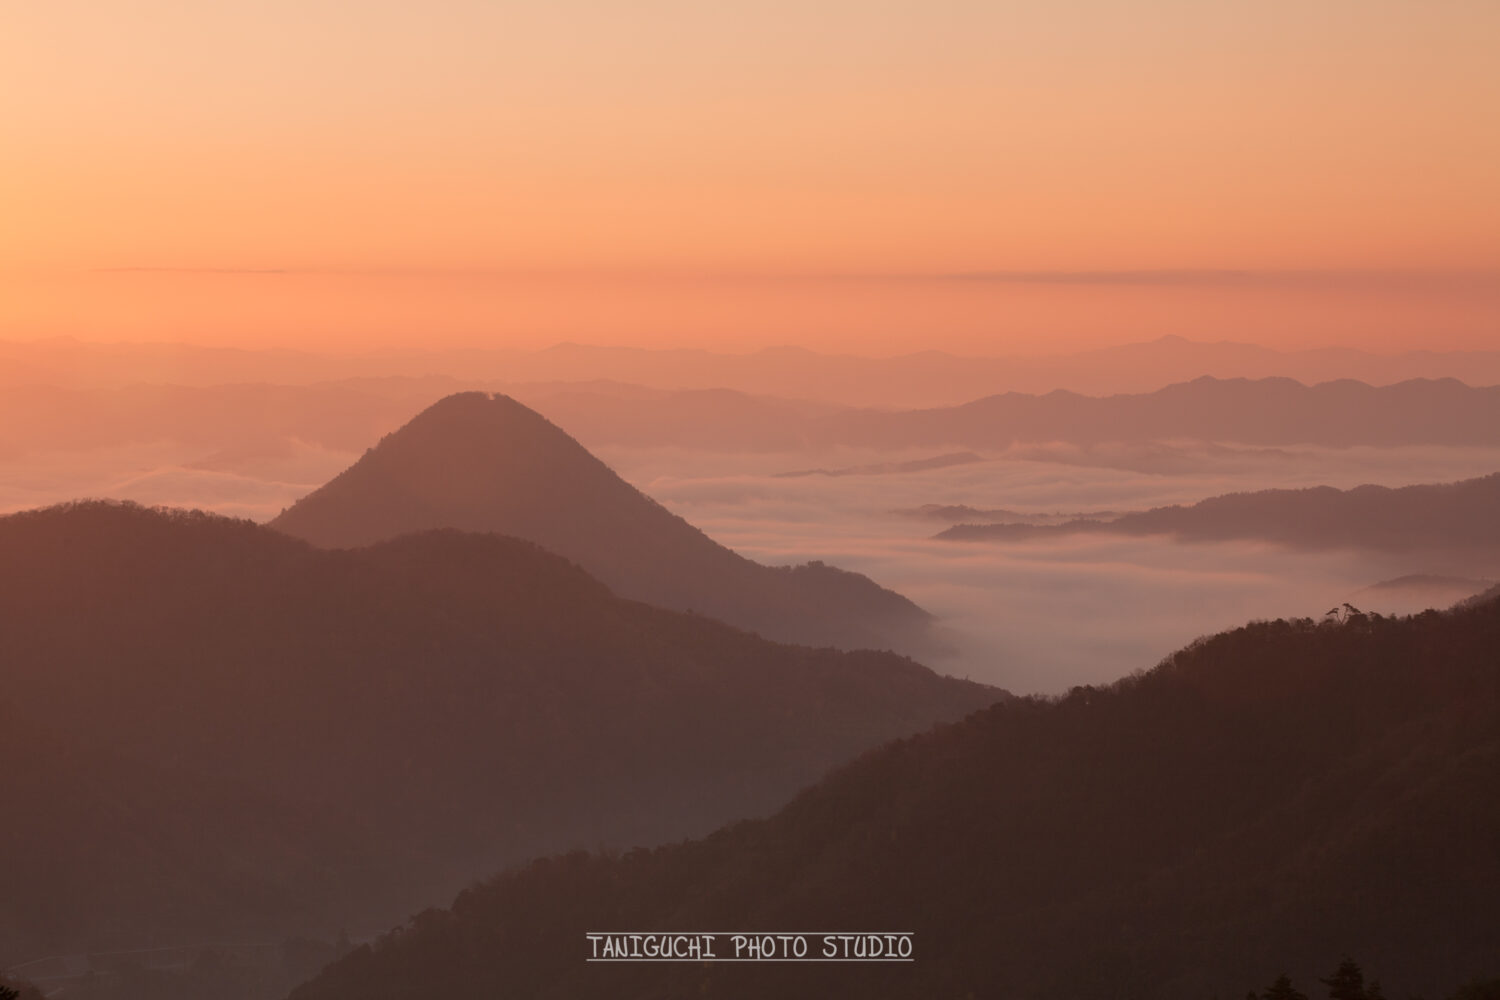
[[0, 501, 996, 960], [289, 591, 1500, 1000]]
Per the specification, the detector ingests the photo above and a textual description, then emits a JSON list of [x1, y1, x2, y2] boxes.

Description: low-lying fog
[[599, 442, 1500, 693], [5, 438, 1498, 694], [0, 440, 356, 522]]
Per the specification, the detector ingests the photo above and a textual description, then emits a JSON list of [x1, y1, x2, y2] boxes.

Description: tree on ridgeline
[[1262, 973, 1310, 1000]]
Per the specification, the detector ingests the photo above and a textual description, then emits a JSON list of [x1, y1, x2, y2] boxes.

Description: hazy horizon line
[[8, 330, 1500, 365]]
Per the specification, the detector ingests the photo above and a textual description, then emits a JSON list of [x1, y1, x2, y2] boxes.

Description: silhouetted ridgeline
[[271, 392, 937, 655], [290, 593, 1500, 1000], [938, 470, 1500, 560], [0, 501, 996, 961], [818, 375, 1500, 450]]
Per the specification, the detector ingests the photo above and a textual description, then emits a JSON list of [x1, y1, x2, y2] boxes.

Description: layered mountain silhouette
[[7, 380, 1500, 517], [937, 470, 1500, 563], [818, 376, 1500, 450], [9, 374, 1500, 470], [366, 375, 1500, 453], [289, 590, 1500, 1000], [271, 392, 936, 654], [0, 501, 996, 961]]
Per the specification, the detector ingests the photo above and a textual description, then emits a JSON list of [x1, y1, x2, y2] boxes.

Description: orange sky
[[3, 1, 1497, 355]]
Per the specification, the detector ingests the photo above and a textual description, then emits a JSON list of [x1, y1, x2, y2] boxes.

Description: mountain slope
[[0, 501, 996, 960], [270, 392, 934, 653], [938, 470, 1500, 564], [0, 704, 400, 965], [289, 594, 1500, 1000]]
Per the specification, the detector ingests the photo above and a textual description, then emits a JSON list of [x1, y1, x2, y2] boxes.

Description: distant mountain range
[[937, 470, 1500, 564], [6, 333, 1500, 404], [271, 392, 939, 654], [6, 375, 1500, 475], [818, 376, 1500, 450], [288, 588, 1500, 1000], [0, 501, 996, 960], [457, 375, 1500, 452]]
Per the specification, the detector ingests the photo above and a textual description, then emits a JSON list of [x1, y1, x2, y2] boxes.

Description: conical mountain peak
[[273, 393, 934, 653]]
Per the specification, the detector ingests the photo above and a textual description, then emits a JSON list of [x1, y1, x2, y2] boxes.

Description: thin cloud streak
[[929, 268, 1500, 290], [74, 266, 1500, 291]]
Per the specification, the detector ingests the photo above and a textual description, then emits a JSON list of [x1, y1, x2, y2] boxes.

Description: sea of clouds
[[602, 442, 1500, 692]]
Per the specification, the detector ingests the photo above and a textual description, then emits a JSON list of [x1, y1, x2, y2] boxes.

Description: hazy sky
[[4, 1, 1497, 354]]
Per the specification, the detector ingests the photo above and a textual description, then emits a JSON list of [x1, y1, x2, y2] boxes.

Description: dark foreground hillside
[[291, 593, 1500, 1000], [0, 501, 996, 964]]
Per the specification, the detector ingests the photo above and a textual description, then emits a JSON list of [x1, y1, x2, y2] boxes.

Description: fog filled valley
[[4, 337, 1500, 1000], [598, 441, 1500, 691]]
